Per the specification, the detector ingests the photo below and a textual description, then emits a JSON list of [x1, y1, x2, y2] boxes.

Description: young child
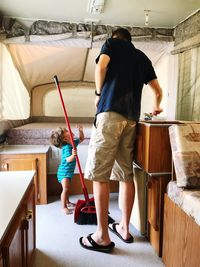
[[50, 125, 84, 214]]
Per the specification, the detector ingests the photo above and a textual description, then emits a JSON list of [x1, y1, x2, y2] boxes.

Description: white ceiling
[[0, 0, 199, 28]]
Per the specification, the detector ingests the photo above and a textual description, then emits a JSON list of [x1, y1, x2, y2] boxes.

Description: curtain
[[0, 43, 30, 120], [176, 47, 200, 121]]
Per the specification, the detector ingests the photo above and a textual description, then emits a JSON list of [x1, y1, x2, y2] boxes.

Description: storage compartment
[[0, 146, 48, 204], [0, 174, 35, 267], [163, 194, 200, 267]]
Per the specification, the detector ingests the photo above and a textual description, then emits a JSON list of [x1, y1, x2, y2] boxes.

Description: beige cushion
[[169, 124, 200, 188], [167, 181, 200, 226]]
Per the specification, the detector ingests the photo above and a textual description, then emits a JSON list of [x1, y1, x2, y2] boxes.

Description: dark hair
[[50, 127, 67, 148], [112, 28, 131, 42]]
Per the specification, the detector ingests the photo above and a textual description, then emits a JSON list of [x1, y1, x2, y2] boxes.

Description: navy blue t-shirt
[[96, 38, 157, 121]]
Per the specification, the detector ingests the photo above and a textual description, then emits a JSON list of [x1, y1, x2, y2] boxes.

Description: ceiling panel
[[0, 0, 199, 28]]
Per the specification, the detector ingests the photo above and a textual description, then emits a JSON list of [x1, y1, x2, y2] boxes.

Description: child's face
[[63, 129, 74, 144]]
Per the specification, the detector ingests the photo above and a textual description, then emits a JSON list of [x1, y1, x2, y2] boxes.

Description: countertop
[[0, 144, 49, 154], [0, 171, 35, 243], [139, 120, 180, 127]]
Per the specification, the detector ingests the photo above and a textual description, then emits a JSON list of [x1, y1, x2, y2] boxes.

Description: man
[[80, 28, 163, 252]]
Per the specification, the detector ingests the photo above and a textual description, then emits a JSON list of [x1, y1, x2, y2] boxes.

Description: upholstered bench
[[162, 124, 200, 267]]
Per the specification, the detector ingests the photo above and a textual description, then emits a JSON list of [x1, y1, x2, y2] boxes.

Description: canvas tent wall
[[0, 19, 176, 125]]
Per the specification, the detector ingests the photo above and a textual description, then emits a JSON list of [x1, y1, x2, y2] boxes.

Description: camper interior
[[0, 1, 200, 266]]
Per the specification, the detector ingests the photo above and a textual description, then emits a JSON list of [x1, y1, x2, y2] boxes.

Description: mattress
[[6, 122, 92, 145], [167, 181, 200, 226]]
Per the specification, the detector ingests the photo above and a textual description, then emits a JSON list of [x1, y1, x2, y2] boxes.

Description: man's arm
[[94, 54, 110, 107], [148, 79, 163, 115]]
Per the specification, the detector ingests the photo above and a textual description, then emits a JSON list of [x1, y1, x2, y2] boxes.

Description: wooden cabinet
[[1, 179, 35, 267], [0, 152, 48, 204], [135, 122, 172, 173], [147, 174, 171, 256], [162, 194, 200, 267], [134, 121, 176, 256], [0, 256, 3, 267]]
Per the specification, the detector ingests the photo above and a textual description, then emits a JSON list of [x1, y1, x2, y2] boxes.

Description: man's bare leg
[[82, 181, 111, 246], [111, 181, 135, 240]]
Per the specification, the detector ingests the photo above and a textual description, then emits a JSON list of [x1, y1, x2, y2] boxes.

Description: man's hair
[[111, 28, 132, 42], [50, 127, 67, 148]]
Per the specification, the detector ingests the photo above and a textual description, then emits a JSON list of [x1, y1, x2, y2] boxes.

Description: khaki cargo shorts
[[84, 112, 136, 182]]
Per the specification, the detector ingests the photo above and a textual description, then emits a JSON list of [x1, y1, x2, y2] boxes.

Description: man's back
[[96, 38, 157, 121]]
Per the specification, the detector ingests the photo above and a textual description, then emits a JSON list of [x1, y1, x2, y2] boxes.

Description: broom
[[54, 75, 114, 225]]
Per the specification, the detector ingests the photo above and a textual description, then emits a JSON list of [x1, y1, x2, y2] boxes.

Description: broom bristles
[[75, 210, 115, 225], [74, 198, 115, 225]]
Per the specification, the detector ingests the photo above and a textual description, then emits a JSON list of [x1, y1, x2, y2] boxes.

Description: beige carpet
[[33, 193, 165, 267]]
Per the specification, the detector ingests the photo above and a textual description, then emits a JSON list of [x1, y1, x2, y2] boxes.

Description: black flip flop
[[109, 222, 134, 243], [79, 233, 115, 253]]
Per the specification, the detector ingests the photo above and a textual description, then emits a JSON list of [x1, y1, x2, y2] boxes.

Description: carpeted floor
[[33, 193, 165, 267]]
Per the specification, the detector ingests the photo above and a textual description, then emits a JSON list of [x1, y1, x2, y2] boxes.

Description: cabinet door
[[0, 255, 3, 267], [147, 175, 171, 257], [1, 183, 35, 267], [148, 177, 160, 231], [0, 157, 40, 204], [2, 207, 26, 267]]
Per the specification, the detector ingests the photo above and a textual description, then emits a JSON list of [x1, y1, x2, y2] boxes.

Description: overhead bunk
[[0, 17, 174, 44]]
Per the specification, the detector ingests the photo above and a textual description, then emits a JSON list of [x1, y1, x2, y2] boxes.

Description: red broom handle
[[53, 75, 89, 203]]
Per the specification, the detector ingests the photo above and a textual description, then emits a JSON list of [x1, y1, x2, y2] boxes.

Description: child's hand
[[72, 149, 77, 156], [76, 124, 84, 143], [66, 148, 77, 162], [76, 125, 83, 132]]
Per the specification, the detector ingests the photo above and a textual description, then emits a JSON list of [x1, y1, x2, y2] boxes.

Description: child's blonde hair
[[50, 127, 68, 148]]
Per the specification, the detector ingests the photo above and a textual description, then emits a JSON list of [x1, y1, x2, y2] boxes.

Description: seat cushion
[[169, 124, 200, 188], [167, 181, 200, 226]]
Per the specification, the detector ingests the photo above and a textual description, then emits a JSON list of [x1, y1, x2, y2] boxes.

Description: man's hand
[[152, 107, 163, 116]]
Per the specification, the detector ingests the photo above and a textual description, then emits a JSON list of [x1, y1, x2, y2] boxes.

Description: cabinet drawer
[[0, 153, 47, 204]]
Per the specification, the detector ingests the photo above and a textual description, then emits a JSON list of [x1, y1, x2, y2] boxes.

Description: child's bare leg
[[61, 178, 73, 214]]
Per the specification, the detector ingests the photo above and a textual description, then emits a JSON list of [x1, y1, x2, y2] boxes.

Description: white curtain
[[0, 43, 30, 120]]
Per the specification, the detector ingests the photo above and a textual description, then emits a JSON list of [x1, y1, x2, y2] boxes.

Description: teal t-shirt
[[57, 138, 79, 182]]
